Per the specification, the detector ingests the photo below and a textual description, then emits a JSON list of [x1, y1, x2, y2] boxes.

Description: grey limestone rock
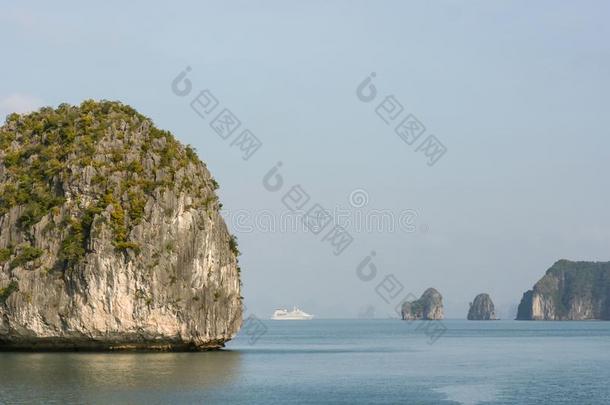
[[0, 101, 242, 350]]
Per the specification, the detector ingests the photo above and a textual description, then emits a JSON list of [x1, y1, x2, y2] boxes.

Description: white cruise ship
[[271, 307, 314, 320]]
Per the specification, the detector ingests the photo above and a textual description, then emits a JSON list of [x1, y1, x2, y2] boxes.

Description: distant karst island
[[467, 293, 497, 320], [401, 288, 444, 320], [0, 101, 242, 350], [517, 260, 610, 321]]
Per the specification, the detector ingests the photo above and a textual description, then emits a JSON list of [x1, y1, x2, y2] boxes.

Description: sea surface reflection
[[0, 351, 242, 403]]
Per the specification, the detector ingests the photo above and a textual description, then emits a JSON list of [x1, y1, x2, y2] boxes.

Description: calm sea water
[[1, 320, 610, 404]]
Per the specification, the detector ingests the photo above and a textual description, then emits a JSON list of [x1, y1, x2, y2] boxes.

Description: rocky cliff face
[[401, 288, 443, 320], [467, 293, 496, 320], [0, 101, 242, 350], [516, 260, 610, 320]]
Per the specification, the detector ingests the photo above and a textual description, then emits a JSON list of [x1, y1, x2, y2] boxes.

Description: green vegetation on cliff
[[10, 244, 43, 269], [0, 100, 228, 271], [0, 281, 18, 304]]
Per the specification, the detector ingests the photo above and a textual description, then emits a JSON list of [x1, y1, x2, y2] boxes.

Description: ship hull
[[271, 315, 314, 320]]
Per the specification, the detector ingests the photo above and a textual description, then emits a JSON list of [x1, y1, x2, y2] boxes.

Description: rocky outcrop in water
[[0, 101, 242, 350], [516, 260, 610, 320], [467, 293, 497, 320], [401, 288, 443, 320]]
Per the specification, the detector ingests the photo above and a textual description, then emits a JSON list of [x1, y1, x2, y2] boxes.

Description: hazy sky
[[2, 1, 609, 318]]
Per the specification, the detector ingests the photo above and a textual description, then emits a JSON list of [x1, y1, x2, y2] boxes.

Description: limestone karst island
[[0, 101, 242, 350], [401, 288, 444, 320], [467, 293, 497, 320], [517, 260, 610, 321]]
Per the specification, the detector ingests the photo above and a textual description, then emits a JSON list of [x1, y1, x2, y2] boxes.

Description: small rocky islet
[[401, 288, 444, 320], [467, 293, 497, 320], [0, 101, 242, 350]]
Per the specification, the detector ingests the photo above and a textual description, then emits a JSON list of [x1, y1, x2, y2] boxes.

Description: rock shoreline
[[0, 336, 228, 352]]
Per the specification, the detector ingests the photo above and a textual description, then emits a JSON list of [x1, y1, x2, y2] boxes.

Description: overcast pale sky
[[2, 1, 609, 318]]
